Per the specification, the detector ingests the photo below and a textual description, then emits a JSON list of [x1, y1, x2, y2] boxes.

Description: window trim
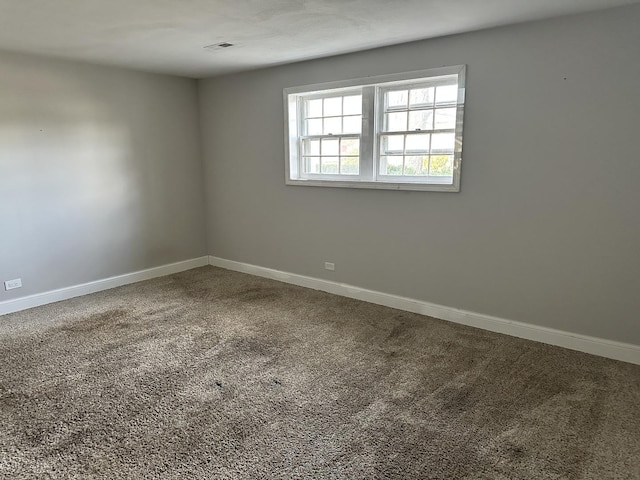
[[284, 65, 466, 192]]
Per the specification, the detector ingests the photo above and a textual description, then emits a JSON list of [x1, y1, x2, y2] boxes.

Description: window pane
[[321, 138, 339, 156], [307, 119, 322, 135], [381, 156, 404, 175], [343, 95, 362, 115], [404, 156, 427, 176], [303, 139, 320, 156], [380, 135, 404, 155], [434, 108, 456, 129], [304, 156, 320, 173], [410, 87, 435, 107], [323, 117, 342, 135], [429, 155, 454, 176], [340, 157, 359, 175], [340, 138, 360, 156], [343, 115, 362, 134], [435, 85, 458, 105], [323, 97, 342, 116], [431, 132, 455, 153], [386, 90, 408, 108], [408, 110, 433, 131], [386, 112, 407, 132], [321, 157, 339, 174], [422, 156, 430, 175], [307, 99, 322, 117], [405, 133, 430, 153]]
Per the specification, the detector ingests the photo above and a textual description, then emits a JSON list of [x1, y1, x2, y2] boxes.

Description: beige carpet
[[0, 266, 639, 479]]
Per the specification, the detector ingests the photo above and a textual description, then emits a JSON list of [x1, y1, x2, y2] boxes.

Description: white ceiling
[[0, 0, 637, 78]]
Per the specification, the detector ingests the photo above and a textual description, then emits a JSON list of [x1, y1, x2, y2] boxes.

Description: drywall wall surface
[[199, 5, 640, 345], [0, 50, 206, 300]]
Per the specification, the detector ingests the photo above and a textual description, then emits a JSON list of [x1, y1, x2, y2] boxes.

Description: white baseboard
[[0, 256, 210, 316], [209, 256, 640, 366], [2, 254, 637, 365]]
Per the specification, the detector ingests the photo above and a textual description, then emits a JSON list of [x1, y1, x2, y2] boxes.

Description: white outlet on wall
[[4, 278, 22, 290], [324, 262, 335, 271]]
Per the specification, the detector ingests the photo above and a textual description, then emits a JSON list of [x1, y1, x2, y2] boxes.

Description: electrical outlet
[[324, 262, 335, 271], [4, 278, 22, 290]]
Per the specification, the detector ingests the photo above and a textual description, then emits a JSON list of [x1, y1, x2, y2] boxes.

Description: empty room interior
[[1, 1, 640, 478]]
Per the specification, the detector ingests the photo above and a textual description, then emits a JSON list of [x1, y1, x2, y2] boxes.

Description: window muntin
[[284, 65, 465, 191]]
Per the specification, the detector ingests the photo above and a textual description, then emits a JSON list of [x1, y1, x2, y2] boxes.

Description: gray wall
[[0, 50, 206, 300], [199, 5, 640, 345]]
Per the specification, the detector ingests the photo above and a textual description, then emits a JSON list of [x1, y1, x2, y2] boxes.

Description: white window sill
[[285, 177, 460, 192]]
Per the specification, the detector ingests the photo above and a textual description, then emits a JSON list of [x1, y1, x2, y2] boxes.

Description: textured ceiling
[[0, 0, 637, 78]]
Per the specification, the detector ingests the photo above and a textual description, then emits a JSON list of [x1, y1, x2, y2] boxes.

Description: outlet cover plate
[[4, 278, 22, 290]]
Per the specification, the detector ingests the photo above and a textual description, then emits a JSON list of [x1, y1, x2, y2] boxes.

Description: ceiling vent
[[204, 42, 235, 51]]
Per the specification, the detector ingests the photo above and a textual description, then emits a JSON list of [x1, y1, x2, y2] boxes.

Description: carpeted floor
[[0, 266, 639, 479]]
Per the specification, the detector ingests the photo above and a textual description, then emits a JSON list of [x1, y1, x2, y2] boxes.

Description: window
[[284, 65, 466, 191]]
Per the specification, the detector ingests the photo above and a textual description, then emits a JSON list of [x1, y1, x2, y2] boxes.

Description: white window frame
[[284, 65, 466, 192]]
